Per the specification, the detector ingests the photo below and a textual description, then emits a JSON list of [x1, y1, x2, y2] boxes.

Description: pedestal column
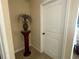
[[21, 31, 31, 56]]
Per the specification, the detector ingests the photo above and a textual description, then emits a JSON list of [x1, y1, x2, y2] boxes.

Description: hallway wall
[[30, 0, 41, 51], [8, 0, 30, 52], [0, 0, 15, 58]]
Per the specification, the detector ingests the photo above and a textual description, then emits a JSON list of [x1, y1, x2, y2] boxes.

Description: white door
[[43, 1, 65, 59]]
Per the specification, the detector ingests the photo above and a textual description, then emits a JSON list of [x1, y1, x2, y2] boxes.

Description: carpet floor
[[73, 53, 79, 59], [15, 47, 53, 59]]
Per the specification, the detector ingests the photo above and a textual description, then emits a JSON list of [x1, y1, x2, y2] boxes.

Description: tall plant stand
[[21, 30, 31, 56]]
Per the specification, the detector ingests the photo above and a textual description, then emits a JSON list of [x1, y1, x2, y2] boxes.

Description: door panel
[[43, 2, 64, 59], [44, 4, 63, 34]]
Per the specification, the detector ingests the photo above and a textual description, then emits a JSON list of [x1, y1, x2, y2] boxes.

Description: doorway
[[60, 0, 79, 59], [41, 0, 66, 59], [73, 8, 79, 59], [1, 0, 78, 59]]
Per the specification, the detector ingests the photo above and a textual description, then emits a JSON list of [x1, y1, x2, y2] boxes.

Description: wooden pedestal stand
[[21, 31, 31, 56]]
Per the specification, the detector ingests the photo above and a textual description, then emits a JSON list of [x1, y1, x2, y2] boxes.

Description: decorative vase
[[23, 22, 28, 31]]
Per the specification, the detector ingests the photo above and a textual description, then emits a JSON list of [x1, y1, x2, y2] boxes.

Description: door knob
[[43, 33, 45, 35]]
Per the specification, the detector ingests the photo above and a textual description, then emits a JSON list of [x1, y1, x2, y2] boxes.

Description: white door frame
[[40, 0, 79, 59], [0, 29, 5, 59], [40, 0, 59, 53], [62, 0, 79, 59], [40, 0, 66, 56], [0, 0, 15, 59]]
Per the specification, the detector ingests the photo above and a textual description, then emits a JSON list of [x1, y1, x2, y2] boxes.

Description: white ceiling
[[41, 0, 48, 2], [41, 0, 57, 2]]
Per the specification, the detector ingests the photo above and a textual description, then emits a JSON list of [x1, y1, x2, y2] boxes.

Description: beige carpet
[[15, 47, 53, 59], [73, 53, 79, 59]]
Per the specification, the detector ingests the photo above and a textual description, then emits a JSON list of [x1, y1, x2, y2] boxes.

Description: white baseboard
[[15, 44, 31, 53], [15, 44, 42, 53], [31, 45, 41, 53], [15, 47, 24, 53]]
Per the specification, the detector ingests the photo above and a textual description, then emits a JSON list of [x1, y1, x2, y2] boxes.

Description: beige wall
[[8, 0, 41, 52], [0, 0, 15, 59], [30, 0, 41, 51], [63, 0, 79, 59], [8, 0, 30, 52]]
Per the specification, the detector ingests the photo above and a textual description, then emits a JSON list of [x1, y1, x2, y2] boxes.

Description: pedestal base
[[21, 31, 31, 57], [24, 51, 31, 56]]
